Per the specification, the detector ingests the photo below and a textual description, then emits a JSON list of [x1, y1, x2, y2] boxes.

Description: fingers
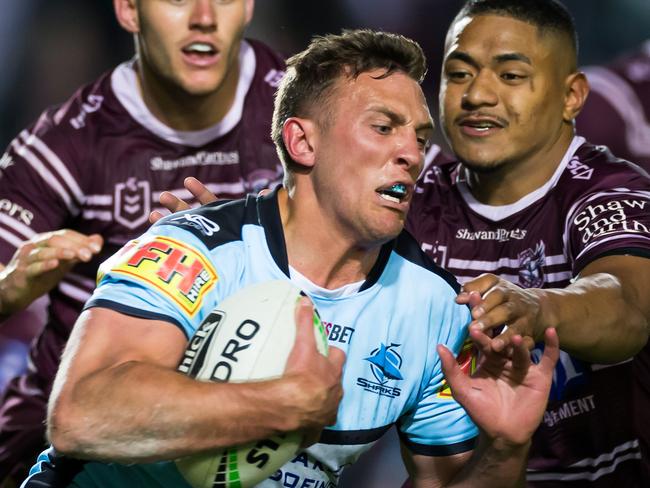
[[327, 346, 346, 373], [438, 343, 469, 399], [30, 230, 102, 263], [153, 180, 218, 223], [456, 290, 482, 307], [509, 334, 532, 372], [293, 296, 318, 353], [490, 319, 537, 352], [286, 297, 323, 372], [184, 177, 218, 205], [159, 191, 191, 214], [538, 328, 560, 374], [25, 257, 61, 278], [149, 210, 165, 224], [456, 273, 499, 304]]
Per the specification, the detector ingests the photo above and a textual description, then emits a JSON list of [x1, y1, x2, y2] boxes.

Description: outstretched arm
[[457, 254, 650, 362], [48, 299, 345, 463], [403, 328, 559, 487]]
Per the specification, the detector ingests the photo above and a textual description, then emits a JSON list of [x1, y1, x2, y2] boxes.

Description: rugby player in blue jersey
[[26, 29, 558, 487]]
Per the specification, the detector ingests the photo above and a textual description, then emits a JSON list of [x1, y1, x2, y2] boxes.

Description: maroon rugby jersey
[[0, 39, 284, 474], [408, 136, 650, 486], [577, 40, 650, 172]]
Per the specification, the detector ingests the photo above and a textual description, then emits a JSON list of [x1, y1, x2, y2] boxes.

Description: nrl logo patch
[[114, 177, 151, 230]]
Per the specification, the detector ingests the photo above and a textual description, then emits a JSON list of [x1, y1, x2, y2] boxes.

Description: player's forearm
[[48, 361, 298, 463], [447, 436, 528, 488], [539, 272, 648, 362]]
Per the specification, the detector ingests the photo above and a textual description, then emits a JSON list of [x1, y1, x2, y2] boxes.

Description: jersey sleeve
[[0, 110, 84, 263], [565, 186, 650, 273], [397, 299, 479, 456], [85, 224, 221, 339]]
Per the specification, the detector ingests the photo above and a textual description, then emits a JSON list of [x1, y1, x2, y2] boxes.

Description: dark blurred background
[[1, 0, 649, 150], [0, 0, 647, 486]]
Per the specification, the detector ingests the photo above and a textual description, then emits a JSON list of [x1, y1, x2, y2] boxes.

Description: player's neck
[[135, 60, 239, 132], [277, 189, 381, 290], [463, 128, 574, 206]]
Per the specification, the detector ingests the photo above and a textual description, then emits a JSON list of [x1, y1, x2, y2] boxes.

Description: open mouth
[[377, 183, 408, 204], [458, 115, 507, 135], [182, 42, 218, 57], [463, 121, 498, 132]]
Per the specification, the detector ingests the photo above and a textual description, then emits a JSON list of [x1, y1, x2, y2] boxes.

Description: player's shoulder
[[246, 38, 286, 91], [565, 140, 650, 191], [247, 38, 286, 70], [153, 195, 260, 250], [416, 146, 458, 189], [392, 229, 462, 295], [7, 67, 124, 159], [411, 149, 461, 216]]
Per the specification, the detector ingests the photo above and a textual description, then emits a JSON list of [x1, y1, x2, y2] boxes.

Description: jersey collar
[[456, 135, 586, 222], [255, 188, 395, 293]]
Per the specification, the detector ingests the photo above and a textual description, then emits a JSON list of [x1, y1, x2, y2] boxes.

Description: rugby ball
[[175, 280, 329, 488]]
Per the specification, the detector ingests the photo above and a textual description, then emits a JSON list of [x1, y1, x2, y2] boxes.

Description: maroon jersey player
[[577, 40, 650, 172], [410, 141, 650, 487], [404, 1, 650, 486], [0, 0, 284, 482]]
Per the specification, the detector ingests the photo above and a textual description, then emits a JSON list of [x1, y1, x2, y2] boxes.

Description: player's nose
[[189, 0, 217, 32]]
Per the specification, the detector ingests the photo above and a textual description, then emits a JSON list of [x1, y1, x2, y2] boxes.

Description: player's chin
[[367, 218, 405, 245], [179, 75, 224, 97], [455, 150, 511, 174]]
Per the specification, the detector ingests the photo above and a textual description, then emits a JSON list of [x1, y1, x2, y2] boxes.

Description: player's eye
[[501, 72, 527, 83], [374, 125, 392, 135], [444, 67, 472, 83]]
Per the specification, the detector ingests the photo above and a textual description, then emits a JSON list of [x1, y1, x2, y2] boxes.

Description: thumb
[[327, 346, 346, 373], [438, 344, 468, 400]]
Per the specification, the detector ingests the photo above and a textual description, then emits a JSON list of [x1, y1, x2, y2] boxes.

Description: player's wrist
[[259, 376, 307, 432], [531, 288, 556, 342], [489, 436, 532, 453]]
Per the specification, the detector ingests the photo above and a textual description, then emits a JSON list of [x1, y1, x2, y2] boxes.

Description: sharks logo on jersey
[[356, 343, 403, 398]]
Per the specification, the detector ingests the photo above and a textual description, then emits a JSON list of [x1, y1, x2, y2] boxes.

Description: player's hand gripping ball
[[175, 280, 329, 488]]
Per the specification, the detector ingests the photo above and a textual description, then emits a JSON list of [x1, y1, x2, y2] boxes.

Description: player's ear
[[114, 0, 140, 34], [562, 71, 589, 122], [244, 0, 255, 25], [282, 117, 317, 169]]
